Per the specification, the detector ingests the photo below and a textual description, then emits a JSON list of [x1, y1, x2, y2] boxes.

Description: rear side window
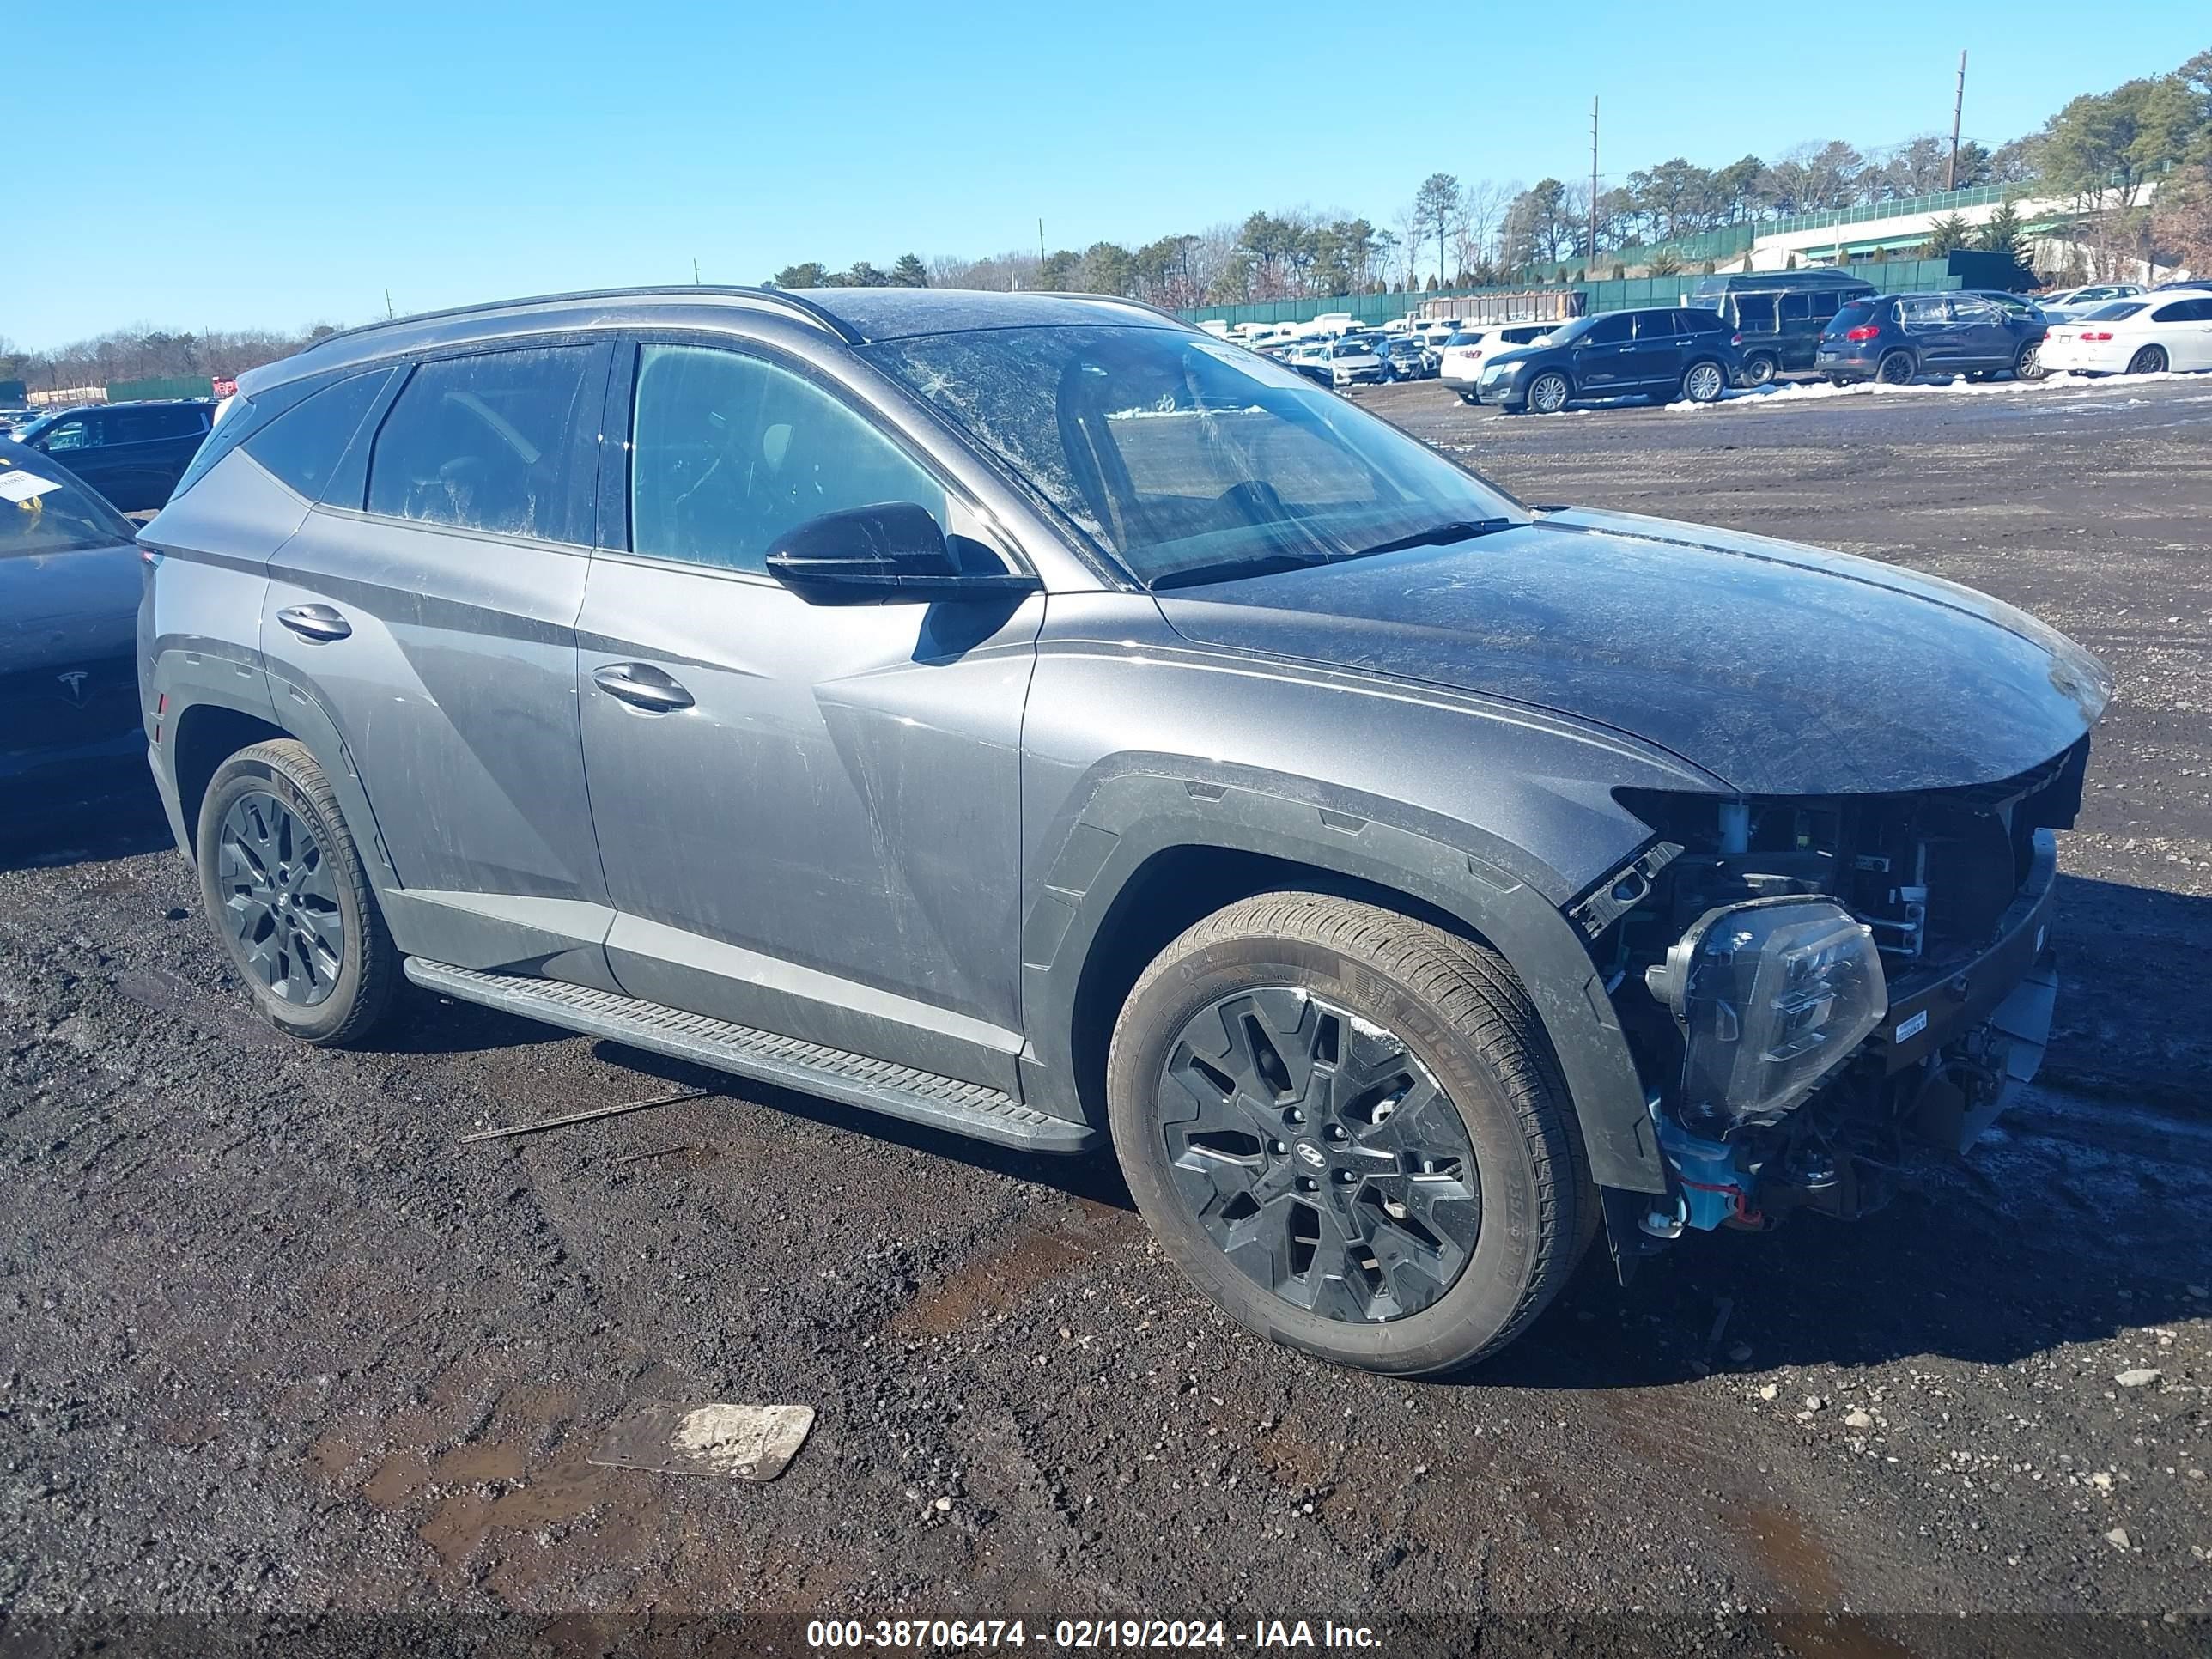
[[244, 371, 394, 502], [2152, 298, 2211, 323], [629, 343, 947, 576], [368, 347, 599, 544], [1633, 312, 1683, 339]]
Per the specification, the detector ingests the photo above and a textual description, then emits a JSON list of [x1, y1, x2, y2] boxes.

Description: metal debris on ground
[[455, 1087, 715, 1146], [589, 1401, 816, 1482]]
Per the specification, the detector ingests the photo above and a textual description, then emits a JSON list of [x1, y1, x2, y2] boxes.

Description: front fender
[[1018, 765, 1667, 1196]]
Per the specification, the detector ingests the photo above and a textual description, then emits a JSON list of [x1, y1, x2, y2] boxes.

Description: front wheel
[[1525, 370, 1572, 414], [2126, 345, 2167, 375], [196, 738, 398, 1045], [1106, 893, 1593, 1375], [1680, 359, 1727, 404]]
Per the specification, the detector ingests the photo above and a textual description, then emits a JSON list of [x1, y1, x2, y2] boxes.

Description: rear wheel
[[1107, 893, 1592, 1376], [2126, 345, 2167, 375], [1680, 359, 1727, 404], [195, 739, 398, 1046], [1739, 354, 1778, 388], [2016, 340, 2049, 381], [1875, 349, 1915, 386], [1526, 370, 1572, 415]]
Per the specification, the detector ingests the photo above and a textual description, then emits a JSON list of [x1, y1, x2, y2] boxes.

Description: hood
[[1481, 344, 1550, 371], [1154, 507, 2112, 796]]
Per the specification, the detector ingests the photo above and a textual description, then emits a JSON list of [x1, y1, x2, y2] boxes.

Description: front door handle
[[592, 662, 695, 713], [276, 604, 351, 642]]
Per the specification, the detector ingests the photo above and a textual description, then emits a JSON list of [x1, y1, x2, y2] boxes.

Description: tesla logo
[[55, 670, 90, 707]]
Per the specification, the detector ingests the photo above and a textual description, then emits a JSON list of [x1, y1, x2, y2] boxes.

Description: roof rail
[[292, 285, 863, 358], [1035, 292, 1195, 330]]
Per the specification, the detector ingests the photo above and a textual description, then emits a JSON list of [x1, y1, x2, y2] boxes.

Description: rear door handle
[[592, 662, 695, 713], [276, 604, 350, 642]]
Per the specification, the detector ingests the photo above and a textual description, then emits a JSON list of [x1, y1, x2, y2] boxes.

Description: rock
[[2104, 1528, 2130, 1551], [2114, 1369, 2161, 1389], [933, 1495, 954, 1512], [2090, 1472, 2114, 1492], [1803, 1395, 1826, 1412], [1759, 1383, 1779, 1401], [1844, 1409, 1874, 1430]]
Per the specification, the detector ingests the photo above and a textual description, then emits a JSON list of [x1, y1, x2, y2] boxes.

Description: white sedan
[[2039, 294, 2212, 375], [2037, 282, 2144, 320]]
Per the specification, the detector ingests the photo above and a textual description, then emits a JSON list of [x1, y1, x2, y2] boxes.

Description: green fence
[[106, 374, 213, 402], [1184, 252, 2018, 332]]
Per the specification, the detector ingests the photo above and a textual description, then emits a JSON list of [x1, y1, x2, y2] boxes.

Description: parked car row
[[5, 399, 218, 513]]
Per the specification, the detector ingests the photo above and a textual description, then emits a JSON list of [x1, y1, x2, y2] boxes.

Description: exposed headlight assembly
[[1644, 897, 1887, 1130]]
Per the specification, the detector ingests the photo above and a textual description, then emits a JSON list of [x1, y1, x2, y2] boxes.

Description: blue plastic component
[[1656, 1114, 1759, 1231]]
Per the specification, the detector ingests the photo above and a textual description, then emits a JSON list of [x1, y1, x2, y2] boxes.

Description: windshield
[[865, 325, 1522, 588], [2080, 301, 2148, 321], [0, 445, 137, 557]]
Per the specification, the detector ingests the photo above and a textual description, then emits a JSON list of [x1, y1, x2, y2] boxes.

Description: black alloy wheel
[[216, 791, 343, 1006], [1157, 987, 1481, 1323]]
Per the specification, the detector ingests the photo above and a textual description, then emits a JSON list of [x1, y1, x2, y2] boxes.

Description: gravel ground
[[2, 370, 2208, 1655]]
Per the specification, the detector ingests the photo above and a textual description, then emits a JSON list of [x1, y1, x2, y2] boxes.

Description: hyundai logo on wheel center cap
[[1294, 1140, 1328, 1169]]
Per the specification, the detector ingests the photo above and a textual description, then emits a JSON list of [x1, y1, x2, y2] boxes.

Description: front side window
[[1583, 313, 1634, 346], [629, 344, 947, 575], [1949, 298, 1999, 325], [865, 325, 1522, 589], [40, 416, 96, 452], [367, 346, 598, 543]]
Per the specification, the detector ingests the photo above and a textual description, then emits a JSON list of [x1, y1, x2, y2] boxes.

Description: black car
[[0, 440, 148, 819], [12, 399, 216, 514], [1477, 307, 1741, 412], [1382, 336, 1432, 381], [1815, 293, 2049, 386], [1690, 270, 1875, 386]]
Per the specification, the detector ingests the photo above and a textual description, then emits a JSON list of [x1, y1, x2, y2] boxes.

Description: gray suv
[[139, 287, 2110, 1375]]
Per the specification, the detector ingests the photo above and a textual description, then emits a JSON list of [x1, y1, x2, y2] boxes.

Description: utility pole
[[384, 288, 395, 321], [692, 258, 701, 284], [1946, 50, 1967, 191], [1589, 96, 1600, 271]]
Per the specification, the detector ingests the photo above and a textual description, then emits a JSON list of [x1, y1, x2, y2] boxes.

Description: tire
[[2017, 340, 2050, 381], [1680, 359, 1727, 404], [1875, 349, 1915, 386], [1525, 370, 1572, 415], [2126, 345, 2167, 375], [1739, 354, 1778, 389], [1826, 374, 1850, 387], [195, 738, 398, 1046], [1457, 391, 1480, 405], [1106, 892, 1593, 1376]]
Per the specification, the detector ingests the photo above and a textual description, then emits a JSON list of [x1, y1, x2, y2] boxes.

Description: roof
[[240, 284, 1188, 397]]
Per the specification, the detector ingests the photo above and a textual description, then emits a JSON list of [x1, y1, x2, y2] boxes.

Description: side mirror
[[764, 501, 1038, 606]]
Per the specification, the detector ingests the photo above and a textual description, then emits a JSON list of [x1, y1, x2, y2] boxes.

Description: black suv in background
[[1815, 293, 2050, 386], [12, 400, 215, 513], [1476, 307, 1740, 412], [1691, 270, 1876, 386]]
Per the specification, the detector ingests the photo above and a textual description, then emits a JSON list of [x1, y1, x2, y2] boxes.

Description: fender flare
[[1018, 769, 1665, 1195]]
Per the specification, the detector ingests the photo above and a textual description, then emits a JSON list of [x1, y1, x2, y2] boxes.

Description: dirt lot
[[3, 371, 2209, 1655]]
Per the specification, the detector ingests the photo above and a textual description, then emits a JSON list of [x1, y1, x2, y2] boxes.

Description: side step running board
[[404, 959, 1097, 1154]]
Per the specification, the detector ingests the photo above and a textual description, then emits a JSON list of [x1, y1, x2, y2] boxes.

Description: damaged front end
[[1576, 739, 2087, 1255]]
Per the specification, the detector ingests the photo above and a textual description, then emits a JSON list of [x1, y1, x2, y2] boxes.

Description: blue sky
[[10, 2, 2203, 348]]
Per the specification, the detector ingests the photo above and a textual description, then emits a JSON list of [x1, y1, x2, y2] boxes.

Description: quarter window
[[628, 344, 946, 575], [367, 347, 599, 543], [245, 371, 395, 502]]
